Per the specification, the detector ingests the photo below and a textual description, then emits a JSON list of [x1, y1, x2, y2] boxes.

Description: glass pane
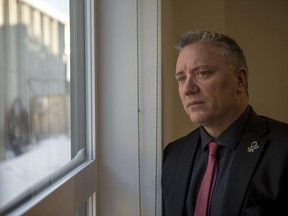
[[0, 0, 80, 212]]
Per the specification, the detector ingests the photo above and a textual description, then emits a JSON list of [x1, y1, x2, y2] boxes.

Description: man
[[6, 98, 30, 156], [161, 30, 288, 216]]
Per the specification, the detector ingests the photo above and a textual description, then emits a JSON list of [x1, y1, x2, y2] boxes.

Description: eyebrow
[[175, 70, 185, 77], [175, 65, 217, 77]]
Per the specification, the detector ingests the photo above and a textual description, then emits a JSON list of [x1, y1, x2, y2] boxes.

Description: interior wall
[[162, 0, 288, 147], [226, 0, 288, 123]]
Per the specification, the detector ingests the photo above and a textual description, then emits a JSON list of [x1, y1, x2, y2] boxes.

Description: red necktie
[[194, 141, 219, 216]]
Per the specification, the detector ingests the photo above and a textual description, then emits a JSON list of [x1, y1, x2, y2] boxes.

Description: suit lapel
[[221, 109, 269, 215], [172, 132, 200, 215]]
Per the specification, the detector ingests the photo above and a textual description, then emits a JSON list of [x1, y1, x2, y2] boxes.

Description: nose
[[182, 77, 199, 95]]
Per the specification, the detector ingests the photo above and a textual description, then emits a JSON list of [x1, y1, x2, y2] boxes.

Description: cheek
[[178, 87, 185, 101], [211, 76, 237, 94], [220, 81, 238, 96], [201, 82, 235, 106]]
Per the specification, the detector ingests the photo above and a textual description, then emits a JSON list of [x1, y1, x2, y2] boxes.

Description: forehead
[[179, 42, 225, 58], [176, 42, 227, 69]]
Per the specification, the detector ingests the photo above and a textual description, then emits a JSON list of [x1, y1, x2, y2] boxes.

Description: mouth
[[187, 101, 204, 108]]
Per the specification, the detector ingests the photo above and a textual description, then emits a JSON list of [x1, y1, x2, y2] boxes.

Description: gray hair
[[175, 30, 248, 71]]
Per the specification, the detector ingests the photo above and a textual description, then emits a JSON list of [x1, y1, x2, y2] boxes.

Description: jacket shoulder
[[261, 115, 288, 126], [163, 128, 200, 160], [261, 116, 288, 137]]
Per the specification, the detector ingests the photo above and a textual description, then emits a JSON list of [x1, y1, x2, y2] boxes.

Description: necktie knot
[[208, 141, 219, 156]]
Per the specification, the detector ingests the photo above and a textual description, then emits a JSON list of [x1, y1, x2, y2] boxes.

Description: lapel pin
[[247, 141, 259, 153]]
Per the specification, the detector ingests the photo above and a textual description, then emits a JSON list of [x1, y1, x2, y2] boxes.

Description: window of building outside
[[0, 0, 96, 215]]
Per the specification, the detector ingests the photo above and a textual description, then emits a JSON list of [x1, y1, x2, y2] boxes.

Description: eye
[[195, 70, 212, 78], [176, 75, 186, 84]]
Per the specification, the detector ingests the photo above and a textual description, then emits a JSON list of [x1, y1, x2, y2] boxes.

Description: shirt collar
[[200, 105, 251, 151]]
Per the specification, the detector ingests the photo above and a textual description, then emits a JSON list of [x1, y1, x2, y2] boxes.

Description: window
[[0, 0, 96, 215]]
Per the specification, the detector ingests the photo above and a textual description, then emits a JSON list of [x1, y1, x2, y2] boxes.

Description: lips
[[187, 101, 204, 108]]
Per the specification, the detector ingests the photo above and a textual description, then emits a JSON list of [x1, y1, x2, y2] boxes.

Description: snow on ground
[[0, 135, 71, 211]]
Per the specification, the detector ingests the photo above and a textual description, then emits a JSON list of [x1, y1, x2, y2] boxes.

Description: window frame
[[5, 0, 97, 214]]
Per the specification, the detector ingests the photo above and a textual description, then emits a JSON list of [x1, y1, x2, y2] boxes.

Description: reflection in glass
[[0, 0, 71, 212], [5, 98, 30, 156]]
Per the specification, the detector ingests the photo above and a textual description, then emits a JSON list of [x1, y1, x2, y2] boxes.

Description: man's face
[[176, 42, 247, 129]]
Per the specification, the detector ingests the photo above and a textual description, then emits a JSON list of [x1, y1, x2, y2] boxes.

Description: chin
[[187, 110, 208, 123], [189, 116, 207, 125]]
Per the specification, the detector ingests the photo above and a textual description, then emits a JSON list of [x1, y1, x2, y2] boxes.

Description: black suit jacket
[[162, 108, 288, 216]]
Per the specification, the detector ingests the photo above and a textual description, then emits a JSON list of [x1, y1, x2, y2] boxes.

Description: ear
[[236, 68, 248, 94]]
